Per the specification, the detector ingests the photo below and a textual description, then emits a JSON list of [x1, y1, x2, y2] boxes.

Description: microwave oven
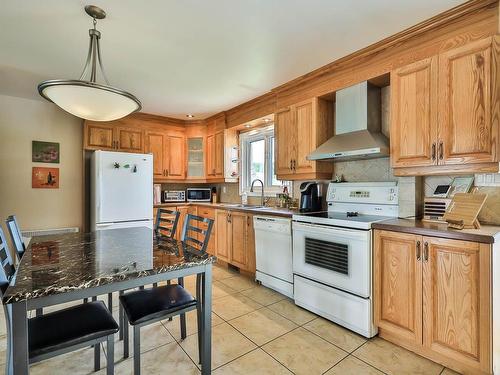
[[163, 190, 186, 202], [186, 188, 211, 202]]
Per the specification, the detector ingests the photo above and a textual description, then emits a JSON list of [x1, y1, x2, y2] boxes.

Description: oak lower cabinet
[[374, 230, 492, 374], [175, 206, 189, 241], [391, 36, 499, 176], [275, 97, 334, 180], [215, 210, 255, 273], [215, 210, 230, 262], [196, 207, 216, 256]]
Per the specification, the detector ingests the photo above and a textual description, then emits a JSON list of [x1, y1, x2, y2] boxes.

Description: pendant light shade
[[38, 5, 141, 121]]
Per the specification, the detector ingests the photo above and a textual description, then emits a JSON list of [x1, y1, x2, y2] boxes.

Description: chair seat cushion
[[29, 300, 119, 359], [120, 284, 196, 325]]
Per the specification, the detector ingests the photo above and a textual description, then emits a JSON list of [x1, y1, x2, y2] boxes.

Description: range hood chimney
[[307, 81, 389, 161]]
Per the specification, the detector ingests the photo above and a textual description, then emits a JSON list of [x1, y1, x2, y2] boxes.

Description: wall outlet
[[222, 186, 227, 193]]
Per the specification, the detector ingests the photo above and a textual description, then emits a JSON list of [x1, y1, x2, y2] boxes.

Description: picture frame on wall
[[32, 167, 59, 189], [32, 141, 60, 163]]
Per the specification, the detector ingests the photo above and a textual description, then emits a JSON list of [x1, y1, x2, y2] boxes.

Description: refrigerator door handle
[[95, 223, 116, 228]]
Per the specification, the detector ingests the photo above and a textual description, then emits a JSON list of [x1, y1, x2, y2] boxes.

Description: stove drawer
[[294, 275, 376, 338], [292, 222, 371, 298]]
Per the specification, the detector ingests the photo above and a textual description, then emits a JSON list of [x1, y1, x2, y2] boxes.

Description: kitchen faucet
[[250, 179, 265, 206]]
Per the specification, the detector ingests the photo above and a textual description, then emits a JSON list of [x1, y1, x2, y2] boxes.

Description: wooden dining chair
[[0, 227, 119, 375], [119, 214, 214, 374], [6, 215, 26, 263]]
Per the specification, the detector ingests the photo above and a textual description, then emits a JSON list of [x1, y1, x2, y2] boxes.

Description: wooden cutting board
[[443, 193, 487, 229]]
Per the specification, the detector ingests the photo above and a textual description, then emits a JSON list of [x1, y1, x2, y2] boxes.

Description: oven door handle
[[292, 222, 370, 240]]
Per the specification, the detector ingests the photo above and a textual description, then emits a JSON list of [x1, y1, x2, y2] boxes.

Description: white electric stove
[[292, 182, 399, 338]]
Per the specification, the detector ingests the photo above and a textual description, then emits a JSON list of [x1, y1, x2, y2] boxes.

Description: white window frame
[[239, 125, 290, 196]]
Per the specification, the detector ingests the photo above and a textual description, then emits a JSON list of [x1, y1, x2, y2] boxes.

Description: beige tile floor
[[0, 264, 461, 374]]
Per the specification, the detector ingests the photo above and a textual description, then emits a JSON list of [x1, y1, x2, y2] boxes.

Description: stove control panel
[[327, 182, 398, 205]]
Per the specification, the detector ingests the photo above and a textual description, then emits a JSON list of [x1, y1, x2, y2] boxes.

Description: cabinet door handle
[[431, 143, 436, 161], [293, 159, 296, 171], [416, 240, 421, 261], [438, 141, 444, 160], [166, 169, 169, 176], [290, 159, 293, 170], [423, 242, 429, 262]]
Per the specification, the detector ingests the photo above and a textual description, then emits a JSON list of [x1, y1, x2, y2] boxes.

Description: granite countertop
[[373, 218, 500, 244], [3, 227, 216, 304], [154, 202, 298, 217]]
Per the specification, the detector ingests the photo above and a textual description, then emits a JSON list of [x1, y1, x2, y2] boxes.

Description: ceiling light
[[264, 118, 271, 123], [245, 124, 251, 128], [186, 114, 195, 118], [37, 5, 141, 122]]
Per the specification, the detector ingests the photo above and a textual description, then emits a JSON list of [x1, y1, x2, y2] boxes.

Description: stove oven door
[[292, 221, 371, 298]]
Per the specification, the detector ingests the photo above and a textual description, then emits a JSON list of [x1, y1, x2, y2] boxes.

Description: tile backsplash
[[424, 173, 500, 225]]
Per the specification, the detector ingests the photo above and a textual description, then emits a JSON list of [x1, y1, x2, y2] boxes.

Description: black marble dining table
[[3, 226, 215, 374]]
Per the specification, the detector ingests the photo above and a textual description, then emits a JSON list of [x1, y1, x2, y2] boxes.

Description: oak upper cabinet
[[374, 229, 492, 374], [275, 97, 334, 180], [422, 237, 491, 374], [84, 121, 144, 152], [166, 134, 185, 179], [145, 131, 167, 179], [206, 132, 224, 178], [84, 122, 117, 150], [206, 134, 215, 178], [214, 131, 224, 177], [275, 107, 294, 176], [215, 210, 230, 262], [390, 57, 438, 168], [145, 131, 185, 181], [438, 38, 497, 165], [374, 230, 422, 346], [115, 126, 144, 153], [391, 37, 499, 175]]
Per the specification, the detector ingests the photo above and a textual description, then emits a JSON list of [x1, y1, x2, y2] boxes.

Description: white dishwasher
[[253, 216, 293, 298]]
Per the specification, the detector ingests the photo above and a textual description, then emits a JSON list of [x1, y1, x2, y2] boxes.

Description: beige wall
[[0, 94, 84, 231]]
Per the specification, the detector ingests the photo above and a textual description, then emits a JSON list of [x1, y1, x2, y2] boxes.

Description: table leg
[[201, 266, 212, 375], [11, 301, 29, 374]]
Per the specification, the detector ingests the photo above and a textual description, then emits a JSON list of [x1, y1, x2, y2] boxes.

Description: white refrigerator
[[91, 150, 153, 231]]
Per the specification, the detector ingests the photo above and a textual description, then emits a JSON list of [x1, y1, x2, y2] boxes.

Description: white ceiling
[[0, 0, 464, 120]]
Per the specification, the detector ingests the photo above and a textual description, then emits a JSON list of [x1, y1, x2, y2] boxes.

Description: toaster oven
[[163, 190, 186, 202]]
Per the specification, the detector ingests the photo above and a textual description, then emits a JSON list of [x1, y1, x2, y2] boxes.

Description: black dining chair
[[155, 208, 180, 239], [119, 214, 213, 374], [0, 227, 119, 374], [6, 215, 26, 263]]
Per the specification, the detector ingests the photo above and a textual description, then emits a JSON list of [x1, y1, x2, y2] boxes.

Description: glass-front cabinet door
[[187, 137, 204, 179]]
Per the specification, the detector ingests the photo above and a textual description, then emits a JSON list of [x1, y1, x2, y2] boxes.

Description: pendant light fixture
[[38, 5, 141, 121]]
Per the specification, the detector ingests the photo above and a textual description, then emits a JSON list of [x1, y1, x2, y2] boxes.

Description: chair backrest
[[6, 215, 25, 262], [155, 209, 180, 238], [0, 228, 16, 297], [181, 214, 214, 253]]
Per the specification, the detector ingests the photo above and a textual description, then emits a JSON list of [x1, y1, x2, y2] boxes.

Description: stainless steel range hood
[[307, 81, 389, 161]]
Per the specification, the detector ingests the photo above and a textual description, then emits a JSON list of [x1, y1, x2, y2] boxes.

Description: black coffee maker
[[299, 182, 322, 212]]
